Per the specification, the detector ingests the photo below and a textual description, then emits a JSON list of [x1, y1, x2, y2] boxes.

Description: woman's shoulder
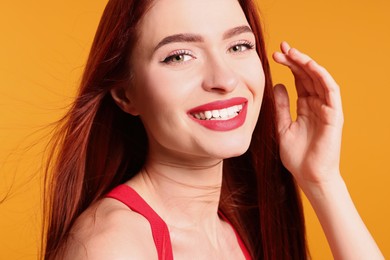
[[62, 197, 158, 259]]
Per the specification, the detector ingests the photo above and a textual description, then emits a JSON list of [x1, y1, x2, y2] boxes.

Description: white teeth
[[192, 103, 244, 121], [205, 111, 212, 119], [212, 110, 219, 118], [200, 112, 205, 120], [227, 107, 235, 116], [220, 108, 228, 119]]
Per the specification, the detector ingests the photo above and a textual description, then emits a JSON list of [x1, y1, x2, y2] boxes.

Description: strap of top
[[106, 184, 174, 260], [106, 184, 252, 260], [218, 211, 252, 260]]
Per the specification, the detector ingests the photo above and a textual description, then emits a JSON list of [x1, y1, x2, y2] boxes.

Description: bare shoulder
[[61, 197, 157, 260]]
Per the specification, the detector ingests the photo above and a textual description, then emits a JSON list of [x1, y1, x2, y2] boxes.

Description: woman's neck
[[126, 156, 224, 231]]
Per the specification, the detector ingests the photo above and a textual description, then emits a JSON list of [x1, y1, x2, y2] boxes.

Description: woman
[[42, 0, 384, 259]]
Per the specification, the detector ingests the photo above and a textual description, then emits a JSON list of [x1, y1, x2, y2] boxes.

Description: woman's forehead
[[138, 0, 249, 43]]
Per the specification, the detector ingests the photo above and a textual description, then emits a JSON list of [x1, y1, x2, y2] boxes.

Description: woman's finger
[[285, 47, 326, 100], [280, 41, 291, 54], [274, 42, 325, 98], [272, 51, 310, 97], [273, 84, 292, 134], [308, 60, 343, 111], [286, 47, 343, 123], [288, 47, 341, 110]]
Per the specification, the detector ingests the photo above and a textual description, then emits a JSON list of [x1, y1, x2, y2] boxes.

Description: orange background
[[0, 0, 389, 259]]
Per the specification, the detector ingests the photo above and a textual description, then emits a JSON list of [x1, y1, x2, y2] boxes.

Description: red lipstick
[[188, 97, 248, 131]]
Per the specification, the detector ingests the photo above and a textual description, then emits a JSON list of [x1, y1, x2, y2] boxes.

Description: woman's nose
[[201, 57, 239, 93]]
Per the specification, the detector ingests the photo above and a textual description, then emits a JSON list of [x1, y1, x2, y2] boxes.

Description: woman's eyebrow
[[222, 25, 253, 40], [153, 25, 253, 53], [154, 34, 203, 52]]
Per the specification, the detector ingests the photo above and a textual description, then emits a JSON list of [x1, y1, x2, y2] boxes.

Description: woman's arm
[[272, 41, 384, 259]]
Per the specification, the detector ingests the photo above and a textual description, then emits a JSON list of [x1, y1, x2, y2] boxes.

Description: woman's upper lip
[[187, 97, 248, 114]]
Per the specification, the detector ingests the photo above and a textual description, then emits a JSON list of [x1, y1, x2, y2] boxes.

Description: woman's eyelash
[[160, 40, 255, 65], [161, 50, 195, 64], [228, 40, 256, 53]]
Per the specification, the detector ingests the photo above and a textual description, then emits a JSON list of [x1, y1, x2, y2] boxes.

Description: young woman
[[42, 0, 384, 259]]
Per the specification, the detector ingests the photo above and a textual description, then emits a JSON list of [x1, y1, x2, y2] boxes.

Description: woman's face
[[124, 0, 265, 163]]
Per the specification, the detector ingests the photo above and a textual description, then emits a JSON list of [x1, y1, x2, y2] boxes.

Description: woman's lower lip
[[190, 103, 247, 131]]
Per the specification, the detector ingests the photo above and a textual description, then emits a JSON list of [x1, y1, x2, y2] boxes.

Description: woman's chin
[[208, 138, 252, 160]]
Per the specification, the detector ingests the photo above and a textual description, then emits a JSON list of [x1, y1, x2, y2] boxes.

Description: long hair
[[42, 0, 307, 259]]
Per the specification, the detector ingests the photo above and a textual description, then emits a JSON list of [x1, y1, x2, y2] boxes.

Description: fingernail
[[289, 48, 299, 55]]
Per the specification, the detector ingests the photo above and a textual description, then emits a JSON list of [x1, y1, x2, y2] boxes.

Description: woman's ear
[[110, 86, 140, 116]]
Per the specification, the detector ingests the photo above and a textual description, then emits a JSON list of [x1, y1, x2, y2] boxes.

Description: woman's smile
[[188, 97, 248, 131]]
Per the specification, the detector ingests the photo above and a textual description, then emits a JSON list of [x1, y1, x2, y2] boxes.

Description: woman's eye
[[228, 42, 255, 54], [162, 52, 194, 64]]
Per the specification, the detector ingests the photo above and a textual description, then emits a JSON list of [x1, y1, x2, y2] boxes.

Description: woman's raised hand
[[272, 42, 384, 259], [272, 41, 344, 191]]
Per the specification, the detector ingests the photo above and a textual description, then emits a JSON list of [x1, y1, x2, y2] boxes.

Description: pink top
[[106, 184, 252, 260]]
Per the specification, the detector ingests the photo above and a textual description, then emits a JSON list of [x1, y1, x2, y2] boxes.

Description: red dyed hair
[[42, 0, 308, 259]]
